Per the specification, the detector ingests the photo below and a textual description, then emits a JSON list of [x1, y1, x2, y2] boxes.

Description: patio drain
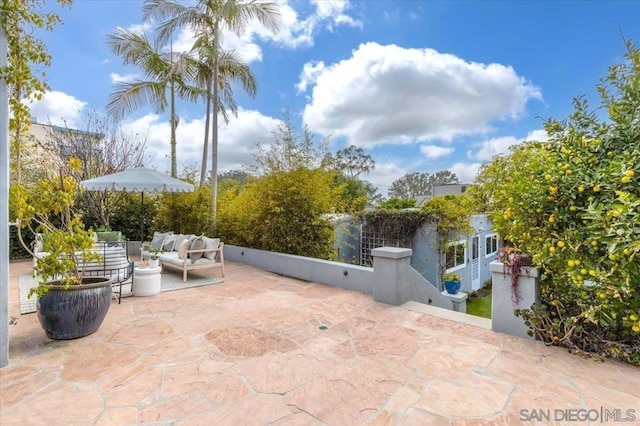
[[318, 325, 328, 331]]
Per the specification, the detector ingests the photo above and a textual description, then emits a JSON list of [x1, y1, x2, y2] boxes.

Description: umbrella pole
[[141, 192, 144, 243]]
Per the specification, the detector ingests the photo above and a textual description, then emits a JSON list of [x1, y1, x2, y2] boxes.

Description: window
[[485, 234, 498, 257], [445, 240, 466, 271]]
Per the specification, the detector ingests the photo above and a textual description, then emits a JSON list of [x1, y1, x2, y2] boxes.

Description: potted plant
[[143, 243, 163, 268], [443, 272, 462, 294], [13, 160, 113, 340]]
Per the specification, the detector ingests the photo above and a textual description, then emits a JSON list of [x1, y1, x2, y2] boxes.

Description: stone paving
[[1, 259, 638, 425]]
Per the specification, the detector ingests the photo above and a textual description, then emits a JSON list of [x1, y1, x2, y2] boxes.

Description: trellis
[[359, 210, 429, 266]]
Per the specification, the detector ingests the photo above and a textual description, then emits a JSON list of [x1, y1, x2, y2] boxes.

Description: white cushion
[[203, 237, 220, 260]]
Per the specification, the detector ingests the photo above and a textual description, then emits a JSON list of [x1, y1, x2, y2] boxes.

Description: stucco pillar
[[441, 291, 468, 313], [372, 247, 413, 306], [490, 261, 540, 339]]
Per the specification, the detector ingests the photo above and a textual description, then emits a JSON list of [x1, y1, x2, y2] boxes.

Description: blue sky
[[30, 0, 640, 195]]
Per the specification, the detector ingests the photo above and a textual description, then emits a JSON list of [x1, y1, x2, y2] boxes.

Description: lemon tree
[[475, 41, 640, 364]]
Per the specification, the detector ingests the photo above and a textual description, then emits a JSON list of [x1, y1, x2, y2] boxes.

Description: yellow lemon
[[580, 268, 588, 275], [630, 314, 638, 321], [589, 270, 596, 276], [549, 216, 555, 223], [591, 240, 598, 247], [578, 186, 584, 192], [565, 169, 572, 175], [569, 206, 577, 211], [621, 176, 631, 184], [549, 246, 556, 253], [593, 185, 601, 192], [625, 170, 635, 177], [557, 241, 565, 248], [550, 186, 558, 194], [567, 260, 575, 268], [633, 325, 640, 333]]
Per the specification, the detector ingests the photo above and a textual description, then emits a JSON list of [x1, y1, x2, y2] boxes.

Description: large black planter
[[36, 277, 113, 340]]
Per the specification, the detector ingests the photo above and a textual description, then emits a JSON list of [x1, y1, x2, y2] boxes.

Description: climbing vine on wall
[[360, 209, 429, 243]]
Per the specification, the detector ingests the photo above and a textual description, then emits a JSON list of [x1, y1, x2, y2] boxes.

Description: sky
[[29, 0, 640, 196]]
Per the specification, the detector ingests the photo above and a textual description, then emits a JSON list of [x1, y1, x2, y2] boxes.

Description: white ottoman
[[132, 267, 161, 296]]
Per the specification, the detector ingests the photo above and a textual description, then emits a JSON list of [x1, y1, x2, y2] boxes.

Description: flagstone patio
[[1, 258, 638, 425]]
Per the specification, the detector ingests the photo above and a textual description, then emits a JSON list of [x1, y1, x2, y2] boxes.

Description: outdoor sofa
[[141, 232, 225, 282]]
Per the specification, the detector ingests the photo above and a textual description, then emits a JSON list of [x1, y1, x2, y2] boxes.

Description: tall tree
[[322, 145, 377, 211], [106, 28, 200, 177], [323, 145, 375, 180], [249, 111, 329, 176], [143, 0, 280, 226], [1, 0, 73, 184], [191, 43, 256, 186], [44, 111, 147, 228], [388, 170, 459, 198]]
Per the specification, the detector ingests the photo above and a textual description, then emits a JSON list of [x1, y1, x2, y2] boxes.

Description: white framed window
[[485, 233, 499, 257], [445, 240, 466, 272]]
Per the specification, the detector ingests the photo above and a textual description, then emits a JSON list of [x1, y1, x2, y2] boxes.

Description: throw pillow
[[150, 232, 171, 251], [203, 237, 220, 260], [162, 234, 177, 252], [173, 234, 189, 251], [190, 236, 205, 262], [177, 239, 190, 260]]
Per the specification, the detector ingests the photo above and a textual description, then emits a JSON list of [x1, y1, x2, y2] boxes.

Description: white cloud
[[296, 61, 326, 93], [471, 128, 549, 161], [133, 1, 360, 64], [27, 91, 87, 127], [451, 162, 481, 183], [366, 160, 408, 197], [126, 22, 153, 34], [420, 145, 454, 159], [300, 42, 542, 148], [120, 108, 281, 174], [311, 0, 362, 30], [110, 72, 139, 84], [525, 129, 549, 142], [472, 136, 520, 162]]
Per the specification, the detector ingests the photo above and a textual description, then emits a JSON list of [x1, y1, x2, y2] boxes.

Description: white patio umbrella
[[80, 167, 195, 242]]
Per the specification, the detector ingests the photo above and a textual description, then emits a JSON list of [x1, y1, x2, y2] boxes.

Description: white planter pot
[[133, 266, 161, 296], [149, 258, 159, 268]]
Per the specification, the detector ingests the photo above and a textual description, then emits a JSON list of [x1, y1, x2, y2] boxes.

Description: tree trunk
[[14, 85, 22, 184], [200, 74, 212, 186], [170, 81, 177, 178], [210, 27, 220, 231]]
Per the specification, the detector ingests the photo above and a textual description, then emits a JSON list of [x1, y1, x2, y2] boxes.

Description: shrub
[[109, 192, 159, 241], [217, 168, 342, 259], [154, 186, 213, 236], [475, 41, 640, 364]]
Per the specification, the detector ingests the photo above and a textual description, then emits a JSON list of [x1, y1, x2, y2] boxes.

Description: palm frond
[[106, 81, 167, 120]]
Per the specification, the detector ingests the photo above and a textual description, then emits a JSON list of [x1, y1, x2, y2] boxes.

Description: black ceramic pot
[[36, 277, 113, 340]]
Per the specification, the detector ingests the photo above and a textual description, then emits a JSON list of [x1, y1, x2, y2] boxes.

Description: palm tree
[[143, 0, 280, 225], [191, 35, 257, 187], [106, 28, 201, 177]]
